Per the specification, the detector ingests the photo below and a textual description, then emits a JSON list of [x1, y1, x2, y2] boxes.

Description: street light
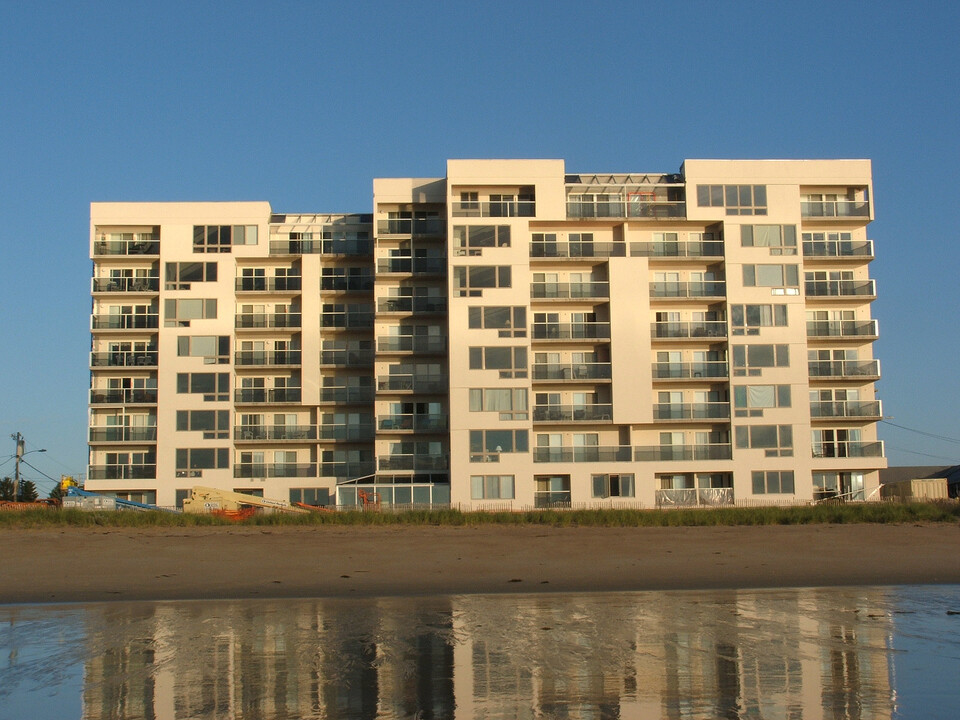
[[11, 432, 46, 502]]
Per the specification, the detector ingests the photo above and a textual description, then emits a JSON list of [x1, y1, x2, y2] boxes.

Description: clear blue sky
[[2, 0, 958, 491]]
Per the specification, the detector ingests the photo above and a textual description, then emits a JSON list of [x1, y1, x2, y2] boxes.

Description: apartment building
[[88, 158, 885, 509]]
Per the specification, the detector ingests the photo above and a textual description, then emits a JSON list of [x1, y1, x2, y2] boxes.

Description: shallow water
[[1, 585, 958, 719]]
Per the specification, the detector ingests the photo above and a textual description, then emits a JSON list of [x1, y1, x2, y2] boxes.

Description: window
[[193, 225, 258, 253], [453, 266, 512, 296], [469, 346, 527, 378], [696, 185, 767, 215], [468, 388, 528, 420], [470, 430, 529, 461], [752, 470, 795, 494], [592, 473, 635, 498], [734, 385, 791, 416], [535, 475, 571, 507], [740, 225, 797, 254], [730, 304, 788, 335], [164, 298, 217, 327], [453, 225, 510, 255], [460, 191, 479, 210], [471, 475, 515, 500], [177, 335, 230, 364], [165, 262, 218, 290], [176, 373, 230, 401], [176, 410, 229, 438], [732, 344, 789, 376], [467, 306, 526, 337], [289, 488, 330, 506], [742, 264, 799, 291], [175, 448, 230, 477], [735, 425, 793, 457]]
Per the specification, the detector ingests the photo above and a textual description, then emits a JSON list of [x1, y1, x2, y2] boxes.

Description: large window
[[177, 335, 230, 364], [471, 475, 515, 500], [733, 385, 791, 416], [730, 304, 788, 335], [752, 470, 795, 494], [592, 473, 635, 498], [468, 306, 526, 337], [696, 185, 767, 215], [453, 225, 510, 255], [468, 388, 528, 420], [742, 264, 799, 290], [176, 373, 230, 401], [176, 410, 229, 438], [290, 487, 330, 506], [164, 299, 217, 327], [453, 266, 512, 297], [175, 448, 230, 476], [469, 346, 527, 378], [193, 225, 258, 253], [735, 424, 793, 457], [165, 262, 218, 290], [470, 429, 529, 462], [740, 225, 797, 254], [732, 344, 789, 376]]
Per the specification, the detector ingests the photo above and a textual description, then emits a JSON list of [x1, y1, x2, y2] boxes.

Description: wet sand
[[1, 523, 958, 604]]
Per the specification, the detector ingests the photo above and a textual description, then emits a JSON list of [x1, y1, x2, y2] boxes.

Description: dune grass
[[0, 501, 957, 529]]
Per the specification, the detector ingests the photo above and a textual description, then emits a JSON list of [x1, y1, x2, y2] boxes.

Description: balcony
[[234, 425, 317, 441], [530, 241, 626, 259], [234, 350, 301, 366], [319, 461, 376, 478], [650, 281, 725, 299], [634, 444, 732, 462], [451, 200, 535, 217], [651, 321, 727, 340], [531, 322, 611, 341], [800, 200, 870, 218], [94, 237, 160, 256], [235, 277, 302, 292], [532, 404, 613, 422], [652, 362, 729, 380], [808, 360, 880, 380], [234, 463, 316, 479], [812, 441, 885, 458], [320, 276, 374, 292], [88, 427, 157, 443], [90, 351, 158, 368], [530, 282, 610, 300], [532, 363, 612, 381], [235, 313, 302, 329], [653, 402, 730, 421], [88, 464, 156, 480], [320, 312, 374, 330], [377, 455, 449, 471], [533, 446, 631, 463], [90, 389, 158, 405], [377, 297, 448, 314], [92, 277, 160, 293], [376, 257, 446, 276], [318, 424, 374, 441], [809, 400, 882, 420], [377, 218, 445, 236], [320, 349, 375, 366], [376, 336, 447, 353], [318, 386, 374, 404], [804, 279, 876, 298], [566, 199, 685, 219], [91, 314, 159, 330], [377, 414, 448, 432], [269, 239, 372, 256], [806, 320, 878, 340], [234, 388, 302, 404], [655, 488, 734, 507], [377, 375, 448, 393], [630, 241, 724, 259], [802, 239, 874, 259]]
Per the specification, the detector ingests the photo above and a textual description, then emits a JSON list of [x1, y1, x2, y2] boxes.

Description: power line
[[886, 445, 958, 463], [19, 459, 61, 492], [880, 420, 960, 445]]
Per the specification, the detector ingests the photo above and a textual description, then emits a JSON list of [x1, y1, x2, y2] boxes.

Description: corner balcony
[[530, 241, 626, 259], [377, 297, 448, 314], [234, 425, 317, 441], [377, 414, 448, 432], [531, 322, 610, 341], [377, 455, 449, 471], [376, 218, 445, 236], [376, 257, 446, 276], [90, 350, 158, 368], [532, 404, 613, 422], [652, 362, 729, 380], [809, 400, 882, 420], [94, 237, 160, 256], [88, 464, 156, 480], [533, 446, 632, 463], [808, 359, 880, 381], [90, 389, 158, 405], [234, 350, 302, 367], [802, 239, 874, 259], [651, 321, 727, 340], [318, 423, 374, 441], [234, 388, 302, 404], [88, 427, 158, 443], [235, 313, 302, 329], [655, 488, 734, 507], [92, 277, 160, 293], [377, 375, 447, 393], [566, 199, 685, 220], [806, 320, 878, 340], [376, 336, 447, 354], [234, 463, 317, 479], [630, 241, 724, 259], [804, 279, 875, 299], [235, 277, 302, 292], [650, 281, 725, 300], [812, 441, 885, 459], [452, 200, 535, 218], [530, 282, 610, 300], [800, 200, 870, 219], [318, 386, 374, 404], [634, 444, 733, 462], [532, 363, 612, 381], [91, 314, 159, 330], [653, 402, 730, 421]]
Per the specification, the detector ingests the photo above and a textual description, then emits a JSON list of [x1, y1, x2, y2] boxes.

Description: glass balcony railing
[[806, 320, 878, 338], [320, 349, 375, 366], [91, 314, 159, 330], [802, 240, 874, 258], [92, 277, 160, 293], [90, 389, 158, 404], [94, 237, 160, 256], [317, 424, 374, 441], [88, 464, 156, 480], [804, 280, 876, 297], [318, 386, 374, 404], [651, 321, 727, 339], [377, 297, 448, 314], [532, 446, 632, 463], [812, 441, 885, 458], [235, 277, 302, 292], [650, 281, 725, 298], [566, 200, 686, 219], [376, 375, 447, 393], [235, 313, 302, 329], [808, 359, 880, 379], [531, 322, 611, 340], [234, 350, 301, 366], [376, 218, 445, 236], [88, 427, 157, 443], [269, 239, 372, 256], [90, 351, 158, 367], [452, 201, 536, 218], [234, 425, 317, 441], [530, 282, 610, 300], [320, 313, 374, 330], [809, 401, 882, 419], [376, 336, 447, 353], [634, 444, 732, 462], [377, 455, 449, 471], [234, 463, 316, 478], [377, 414, 448, 432], [652, 362, 729, 379], [532, 404, 613, 422], [233, 388, 302, 404], [319, 461, 376, 478], [320, 276, 374, 292], [630, 241, 724, 258], [530, 241, 626, 259], [531, 363, 612, 381], [800, 200, 870, 218], [653, 403, 730, 420], [376, 257, 446, 275]]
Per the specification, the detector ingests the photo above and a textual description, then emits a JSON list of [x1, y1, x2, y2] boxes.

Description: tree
[[49, 483, 65, 501], [0, 477, 13, 501], [18, 480, 38, 502]]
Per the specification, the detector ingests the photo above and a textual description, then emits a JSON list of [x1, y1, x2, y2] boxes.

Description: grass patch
[[0, 501, 958, 529]]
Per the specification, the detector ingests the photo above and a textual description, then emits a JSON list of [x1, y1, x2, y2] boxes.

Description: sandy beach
[[1, 523, 957, 604]]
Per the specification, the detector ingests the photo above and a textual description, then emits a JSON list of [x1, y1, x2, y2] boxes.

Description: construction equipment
[[62, 486, 177, 512], [181, 486, 308, 515]]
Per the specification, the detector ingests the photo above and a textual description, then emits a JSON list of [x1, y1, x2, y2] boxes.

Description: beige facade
[[88, 158, 884, 508]]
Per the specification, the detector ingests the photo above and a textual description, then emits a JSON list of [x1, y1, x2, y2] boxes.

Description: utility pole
[[12, 432, 24, 502]]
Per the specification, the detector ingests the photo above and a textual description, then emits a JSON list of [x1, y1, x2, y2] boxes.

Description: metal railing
[[377, 218, 445, 235], [809, 400, 882, 418], [235, 313, 302, 329], [88, 464, 156, 480], [234, 388, 302, 403], [652, 362, 729, 379], [530, 282, 610, 300], [531, 322, 611, 340], [630, 241, 724, 258], [234, 350, 301, 366], [90, 351, 158, 367], [376, 257, 446, 275], [451, 201, 536, 217], [376, 336, 447, 353], [530, 241, 626, 258], [90, 389, 158, 404], [566, 200, 686, 219], [800, 200, 869, 218], [234, 463, 316, 478], [533, 446, 632, 463], [802, 240, 874, 258], [377, 414, 449, 432], [88, 427, 157, 442], [654, 402, 730, 420], [532, 404, 613, 422], [808, 360, 880, 379], [531, 363, 612, 381], [651, 321, 727, 339], [377, 297, 448, 313], [804, 279, 876, 297], [235, 277, 302, 292], [377, 375, 447, 393], [806, 320, 878, 338], [93, 238, 160, 256], [234, 425, 317, 441], [650, 281, 725, 298], [91, 314, 159, 330], [92, 277, 160, 292], [812, 441, 885, 458], [635, 444, 732, 461], [269, 239, 372, 256]]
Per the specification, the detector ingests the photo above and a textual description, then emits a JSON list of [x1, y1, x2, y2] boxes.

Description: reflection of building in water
[[78, 590, 894, 719]]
